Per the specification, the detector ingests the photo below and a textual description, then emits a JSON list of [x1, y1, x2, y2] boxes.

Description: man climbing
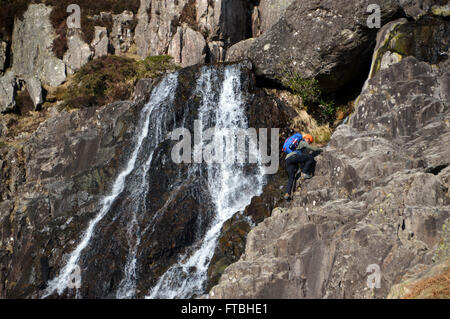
[[283, 134, 323, 200]]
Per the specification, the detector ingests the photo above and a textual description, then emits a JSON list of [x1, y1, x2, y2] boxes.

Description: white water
[[147, 65, 265, 298], [43, 73, 179, 298]]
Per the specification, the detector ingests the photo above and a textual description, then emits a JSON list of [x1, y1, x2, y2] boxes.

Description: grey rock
[[0, 71, 16, 113], [256, 0, 296, 35], [63, 29, 93, 75], [111, 11, 135, 54], [91, 27, 109, 59], [25, 77, 43, 109], [168, 25, 206, 67], [225, 38, 256, 62], [135, 0, 188, 58], [0, 40, 7, 74], [210, 56, 450, 299], [208, 41, 225, 63], [11, 4, 66, 87], [247, 0, 403, 93]]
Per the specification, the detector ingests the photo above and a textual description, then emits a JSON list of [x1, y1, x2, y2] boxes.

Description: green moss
[[431, 5, 450, 17]]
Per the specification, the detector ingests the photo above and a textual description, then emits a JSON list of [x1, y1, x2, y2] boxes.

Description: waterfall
[[147, 65, 265, 299], [43, 73, 179, 298]]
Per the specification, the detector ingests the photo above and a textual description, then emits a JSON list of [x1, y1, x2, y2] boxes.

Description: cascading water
[[43, 73, 179, 298], [147, 65, 265, 299], [43, 63, 266, 299]]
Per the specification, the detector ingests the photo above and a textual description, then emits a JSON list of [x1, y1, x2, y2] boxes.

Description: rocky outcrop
[[11, 4, 66, 87], [209, 55, 450, 298], [135, 0, 188, 58], [25, 77, 43, 109], [111, 11, 135, 54], [63, 30, 93, 76], [168, 25, 207, 67], [225, 38, 256, 62], [91, 27, 109, 59], [0, 40, 7, 74], [246, 0, 403, 92], [252, 0, 295, 36], [0, 71, 16, 113]]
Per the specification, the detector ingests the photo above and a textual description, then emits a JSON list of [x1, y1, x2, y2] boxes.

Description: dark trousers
[[285, 153, 316, 195]]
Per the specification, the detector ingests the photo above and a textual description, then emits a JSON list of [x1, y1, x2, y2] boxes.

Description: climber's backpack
[[282, 133, 303, 154]]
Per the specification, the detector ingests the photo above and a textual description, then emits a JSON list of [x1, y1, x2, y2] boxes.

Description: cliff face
[[0, 0, 449, 299], [209, 53, 450, 299]]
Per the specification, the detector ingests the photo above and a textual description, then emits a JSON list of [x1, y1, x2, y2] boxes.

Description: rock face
[[135, 0, 250, 62], [135, 0, 188, 58], [168, 25, 207, 67], [0, 40, 7, 74], [225, 38, 256, 62], [91, 27, 109, 59], [0, 71, 16, 113], [209, 55, 450, 298], [11, 4, 66, 87], [246, 0, 403, 92], [252, 0, 296, 36], [63, 30, 93, 76], [25, 77, 43, 109], [111, 11, 135, 54]]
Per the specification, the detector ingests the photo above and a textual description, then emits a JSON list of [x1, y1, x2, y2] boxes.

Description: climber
[[283, 134, 323, 200]]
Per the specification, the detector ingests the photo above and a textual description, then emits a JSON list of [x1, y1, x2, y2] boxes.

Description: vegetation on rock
[[61, 55, 178, 109]]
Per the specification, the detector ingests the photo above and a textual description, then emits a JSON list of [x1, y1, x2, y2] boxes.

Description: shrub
[[62, 55, 178, 109]]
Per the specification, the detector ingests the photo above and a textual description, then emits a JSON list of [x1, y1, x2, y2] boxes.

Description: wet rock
[[91, 27, 109, 59], [0, 71, 16, 113], [63, 29, 93, 76], [209, 56, 450, 299], [247, 0, 403, 92], [11, 4, 66, 87], [168, 25, 207, 67], [207, 41, 225, 63]]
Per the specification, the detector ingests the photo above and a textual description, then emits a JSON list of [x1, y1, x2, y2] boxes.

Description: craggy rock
[[0, 40, 7, 74], [91, 27, 109, 59], [399, 0, 450, 20], [168, 25, 207, 67], [25, 77, 43, 109], [209, 56, 450, 299], [247, 0, 403, 92], [207, 41, 225, 63], [63, 30, 93, 76], [135, 0, 188, 58], [253, 0, 296, 36], [225, 38, 256, 62], [0, 71, 16, 113], [11, 4, 66, 87], [111, 11, 135, 54]]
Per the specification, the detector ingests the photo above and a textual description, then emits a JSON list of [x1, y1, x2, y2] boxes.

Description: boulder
[[11, 4, 66, 87], [25, 77, 43, 109], [253, 0, 296, 36], [225, 38, 256, 62], [247, 0, 403, 92], [168, 25, 207, 67], [63, 29, 93, 75], [399, 0, 450, 20], [91, 27, 109, 59], [111, 11, 135, 54], [0, 71, 16, 113]]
